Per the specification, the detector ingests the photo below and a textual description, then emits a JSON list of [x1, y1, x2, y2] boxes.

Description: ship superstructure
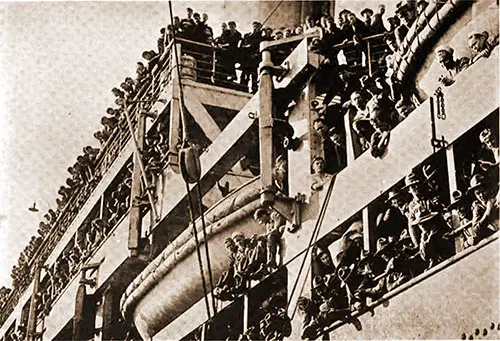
[[0, 1, 498, 340]]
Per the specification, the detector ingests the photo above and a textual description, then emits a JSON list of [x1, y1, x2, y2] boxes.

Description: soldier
[[394, 1, 416, 47], [38, 221, 51, 237], [240, 21, 262, 92], [417, 0, 429, 15], [201, 14, 214, 43], [372, 237, 412, 292], [304, 15, 317, 33], [310, 156, 330, 191], [0, 287, 11, 309], [371, 5, 387, 34], [366, 94, 394, 158], [180, 7, 196, 39], [83, 146, 99, 162], [446, 190, 474, 250], [395, 96, 416, 121], [477, 128, 499, 175], [254, 208, 284, 270], [469, 174, 499, 242], [360, 8, 374, 31], [214, 237, 239, 301], [294, 25, 304, 35], [350, 91, 375, 152], [468, 31, 498, 64], [262, 26, 274, 42], [404, 171, 451, 268], [313, 247, 336, 277], [353, 253, 386, 300], [93, 130, 110, 145], [383, 188, 411, 243], [225, 21, 242, 81], [435, 45, 469, 87], [386, 16, 400, 32], [231, 231, 250, 291]]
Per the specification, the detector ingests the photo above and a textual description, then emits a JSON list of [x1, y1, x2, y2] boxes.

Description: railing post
[[445, 143, 462, 252], [344, 110, 356, 166], [366, 40, 372, 76], [362, 207, 371, 253], [243, 287, 249, 333], [445, 145, 457, 197], [26, 263, 41, 341], [101, 285, 116, 341]]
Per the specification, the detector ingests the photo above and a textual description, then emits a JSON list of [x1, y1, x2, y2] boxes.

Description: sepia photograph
[[0, 0, 498, 340]]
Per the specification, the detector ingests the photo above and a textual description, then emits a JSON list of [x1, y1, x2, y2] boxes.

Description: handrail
[[323, 232, 499, 334], [260, 28, 322, 51], [0, 41, 175, 328]]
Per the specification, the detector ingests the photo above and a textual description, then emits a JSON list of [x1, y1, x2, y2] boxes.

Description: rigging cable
[[261, 0, 285, 27], [122, 103, 158, 219], [168, 0, 215, 320], [196, 183, 218, 314], [284, 175, 336, 318]]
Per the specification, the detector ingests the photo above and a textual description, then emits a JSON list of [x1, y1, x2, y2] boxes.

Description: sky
[[0, 0, 395, 289]]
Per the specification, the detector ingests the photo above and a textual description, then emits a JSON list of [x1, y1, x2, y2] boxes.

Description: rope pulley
[[179, 143, 201, 184]]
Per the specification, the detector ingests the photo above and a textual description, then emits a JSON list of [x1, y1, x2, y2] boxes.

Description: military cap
[[435, 45, 454, 55], [447, 190, 465, 210], [360, 8, 374, 16]]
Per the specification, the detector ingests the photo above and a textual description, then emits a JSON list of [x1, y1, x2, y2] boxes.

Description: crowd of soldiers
[[296, 125, 499, 339], [213, 212, 284, 301], [34, 165, 134, 320], [157, 2, 419, 93], [2, 7, 168, 310]]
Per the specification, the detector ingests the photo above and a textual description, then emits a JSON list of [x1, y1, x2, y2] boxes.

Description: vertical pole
[[128, 108, 147, 257], [362, 207, 371, 253], [168, 43, 182, 168], [72, 283, 86, 341], [362, 207, 372, 306], [200, 322, 206, 341], [446, 145, 457, 196], [344, 110, 356, 166], [446, 144, 461, 252], [26, 263, 41, 341], [101, 286, 114, 341], [259, 49, 275, 205], [99, 194, 105, 219], [243, 288, 249, 333], [329, 0, 335, 18], [367, 40, 372, 76]]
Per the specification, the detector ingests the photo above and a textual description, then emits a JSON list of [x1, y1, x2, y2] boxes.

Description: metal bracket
[[268, 193, 305, 233], [260, 61, 290, 82], [432, 135, 448, 150]]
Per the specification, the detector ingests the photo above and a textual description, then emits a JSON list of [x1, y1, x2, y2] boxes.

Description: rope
[[196, 183, 218, 315], [185, 181, 212, 320], [168, 0, 189, 146], [261, 0, 285, 27], [122, 105, 158, 219], [285, 176, 336, 317], [169, 0, 212, 320]]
